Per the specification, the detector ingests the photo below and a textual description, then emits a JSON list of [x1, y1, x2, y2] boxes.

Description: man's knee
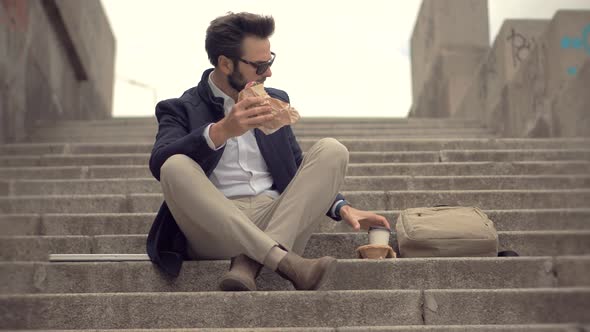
[[160, 154, 192, 183], [317, 138, 349, 165]]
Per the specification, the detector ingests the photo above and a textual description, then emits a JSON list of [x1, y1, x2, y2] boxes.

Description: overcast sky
[[101, 0, 590, 118]]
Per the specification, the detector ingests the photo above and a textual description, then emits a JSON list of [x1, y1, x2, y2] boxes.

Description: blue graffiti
[[567, 67, 577, 75], [560, 24, 590, 75]]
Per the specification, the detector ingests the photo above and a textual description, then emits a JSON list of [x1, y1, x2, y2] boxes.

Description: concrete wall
[[408, 1, 589, 138], [551, 58, 590, 137], [0, 0, 115, 144], [454, 20, 550, 122], [409, 0, 489, 117], [409, 50, 488, 118], [488, 10, 590, 137]]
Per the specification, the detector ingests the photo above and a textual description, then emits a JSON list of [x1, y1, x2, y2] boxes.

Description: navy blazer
[[146, 68, 346, 277]]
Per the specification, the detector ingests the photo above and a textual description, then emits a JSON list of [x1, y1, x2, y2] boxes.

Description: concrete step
[[319, 209, 590, 233], [35, 131, 492, 139], [0, 153, 151, 167], [3, 149, 589, 167], [30, 123, 490, 131], [33, 117, 486, 127], [0, 194, 130, 214], [1, 231, 588, 261], [28, 127, 493, 137], [8, 324, 588, 332], [1, 161, 588, 180], [1, 256, 587, 294], [0, 152, 444, 167], [0, 288, 588, 329], [315, 326, 590, 332], [2, 175, 589, 197], [2, 209, 588, 237], [346, 161, 590, 176], [439, 149, 590, 162], [297, 138, 590, 152], [0, 165, 93, 180], [342, 175, 590, 191], [3, 189, 589, 214], [3, 138, 590, 155], [23, 132, 498, 143]]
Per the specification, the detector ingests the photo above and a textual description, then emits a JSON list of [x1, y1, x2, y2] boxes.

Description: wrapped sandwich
[[238, 81, 300, 135]]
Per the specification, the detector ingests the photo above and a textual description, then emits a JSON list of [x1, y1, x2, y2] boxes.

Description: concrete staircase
[[0, 117, 589, 331]]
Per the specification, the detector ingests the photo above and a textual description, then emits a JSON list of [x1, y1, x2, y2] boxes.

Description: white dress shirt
[[203, 73, 343, 218], [203, 73, 279, 199]]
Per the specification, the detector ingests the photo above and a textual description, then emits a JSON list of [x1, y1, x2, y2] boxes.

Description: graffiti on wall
[[506, 28, 536, 69], [561, 24, 590, 75]]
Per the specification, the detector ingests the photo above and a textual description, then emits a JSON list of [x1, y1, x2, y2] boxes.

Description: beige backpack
[[395, 206, 499, 257]]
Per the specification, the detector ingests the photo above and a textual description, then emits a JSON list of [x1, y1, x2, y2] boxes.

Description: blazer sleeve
[[148, 99, 221, 182]]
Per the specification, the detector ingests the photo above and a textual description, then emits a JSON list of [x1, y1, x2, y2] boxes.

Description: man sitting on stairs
[[146, 12, 390, 291]]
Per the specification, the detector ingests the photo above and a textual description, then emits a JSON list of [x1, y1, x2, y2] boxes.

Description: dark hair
[[205, 12, 275, 67]]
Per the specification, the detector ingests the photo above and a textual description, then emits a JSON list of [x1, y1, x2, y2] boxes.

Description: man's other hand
[[340, 206, 391, 232]]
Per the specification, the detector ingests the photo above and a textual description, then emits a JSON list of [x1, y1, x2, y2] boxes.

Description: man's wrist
[[340, 204, 352, 218], [335, 200, 352, 220], [210, 121, 230, 147]]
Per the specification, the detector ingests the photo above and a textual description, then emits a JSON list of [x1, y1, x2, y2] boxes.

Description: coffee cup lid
[[368, 226, 391, 233]]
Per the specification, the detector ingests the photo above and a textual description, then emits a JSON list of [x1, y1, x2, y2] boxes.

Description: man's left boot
[[219, 254, 263, 291]]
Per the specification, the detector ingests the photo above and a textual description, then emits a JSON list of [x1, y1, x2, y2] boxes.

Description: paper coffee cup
[[368, 226, 391, 246]]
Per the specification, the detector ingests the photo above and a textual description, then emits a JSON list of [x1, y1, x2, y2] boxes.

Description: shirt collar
[[208, 71, 234, 111]]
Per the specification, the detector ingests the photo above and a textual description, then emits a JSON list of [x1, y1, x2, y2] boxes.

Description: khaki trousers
[[159, 137, 349, 266]]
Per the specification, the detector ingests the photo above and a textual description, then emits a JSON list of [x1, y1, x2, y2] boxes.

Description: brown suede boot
[[219, 254, 263, 291], [275, 252, 337, 290]]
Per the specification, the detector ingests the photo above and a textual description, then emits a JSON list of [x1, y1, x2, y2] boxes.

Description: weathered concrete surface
[[410, 0, 489, 103], [30, 117, 485, 127], [5, 189, 588, 213], [423, 288, 590, 325], [21, 119, 495, 141], [2, 161, 589, 180], [555, 256, 590, 287], [20, 147, 590, 168], [24, 130, 497, 142], [0, 289, 587, 329], [455, 20, 549, 121], [2, 208, 588, 237], [551, 58, 590, 137], [4, 138, 590, 155], [52, 0, 116, 121], [2, 230, 589, 261], [321, 208, 590, 233], [0, 0, 115, 145], [410, 50, 488, 118], [0, 257, 567, 293], [0, 290, 423, 329], [338, 326, 589, 332], [5, 325, 587, 332], [2, 174, 589, 197], [488, 11, 590, 137]]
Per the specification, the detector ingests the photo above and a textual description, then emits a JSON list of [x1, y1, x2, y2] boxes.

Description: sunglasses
[[238, 52, 276, 75]]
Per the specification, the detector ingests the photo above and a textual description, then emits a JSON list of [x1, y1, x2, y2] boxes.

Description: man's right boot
[[275, 252, 337, 290], [219, 254, 263, 291]]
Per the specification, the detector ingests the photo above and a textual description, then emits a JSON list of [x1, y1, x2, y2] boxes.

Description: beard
[[227, 67, 266, 92], [228, 69, 247, 92]]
